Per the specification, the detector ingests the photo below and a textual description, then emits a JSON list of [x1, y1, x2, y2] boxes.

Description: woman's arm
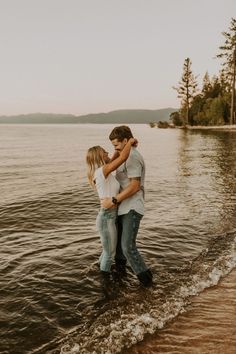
[[109, 150, 120, 163], [102, 138, 137, 178]]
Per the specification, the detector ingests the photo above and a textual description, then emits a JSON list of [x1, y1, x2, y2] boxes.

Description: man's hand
[[101, 197, 114, 209]]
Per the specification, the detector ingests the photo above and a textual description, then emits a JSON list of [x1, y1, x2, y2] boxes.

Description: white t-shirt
[[94, 167, 120, 199], [116, 147, 145, 216]]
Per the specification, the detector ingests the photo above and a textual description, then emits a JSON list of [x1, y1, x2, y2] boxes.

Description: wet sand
[[125, 268, 236, 354]]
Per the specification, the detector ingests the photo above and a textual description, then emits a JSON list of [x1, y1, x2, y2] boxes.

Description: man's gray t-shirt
[[116, 147, 145, 216]]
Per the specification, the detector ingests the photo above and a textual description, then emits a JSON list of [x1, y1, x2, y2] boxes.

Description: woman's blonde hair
[[86, 146, 106, 187]]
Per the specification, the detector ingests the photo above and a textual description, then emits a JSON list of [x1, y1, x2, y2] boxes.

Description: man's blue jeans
[[96, 208, 117, 272], [115, 209, 148, 275]]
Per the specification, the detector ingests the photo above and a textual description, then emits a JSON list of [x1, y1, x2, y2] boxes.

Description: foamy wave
[[180, 239, 236, 297], [58, 235, 236, 354]]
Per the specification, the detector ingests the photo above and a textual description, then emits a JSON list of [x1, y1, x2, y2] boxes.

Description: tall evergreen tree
[[202, 72, 212, 98], [217, 17, 236, 124], [219, 69, 231, 94], [173, 58, 198, 125], [210, 76, 223, 98]]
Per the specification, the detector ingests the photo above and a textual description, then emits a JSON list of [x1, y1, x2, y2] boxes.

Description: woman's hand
[[100, 198, 114, 209], [129, 138, 138, 147]]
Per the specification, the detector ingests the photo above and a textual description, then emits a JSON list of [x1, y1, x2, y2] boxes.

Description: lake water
[[0, 124, 236, 354]]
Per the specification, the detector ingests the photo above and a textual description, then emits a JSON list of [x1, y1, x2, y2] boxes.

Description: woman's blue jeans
[[116, 209, 148, 275], [96, 208, 117, 272]]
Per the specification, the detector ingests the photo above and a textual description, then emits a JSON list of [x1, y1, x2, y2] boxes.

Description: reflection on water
[[0, 125, 235, 354], [177, 130, 236, 234]]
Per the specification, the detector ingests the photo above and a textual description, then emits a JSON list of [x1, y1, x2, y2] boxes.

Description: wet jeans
[[96, 208, 117, 272], [116, 209, 148, 275]]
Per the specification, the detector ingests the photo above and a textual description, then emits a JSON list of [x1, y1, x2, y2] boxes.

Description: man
[[101, 125, 153, 287]]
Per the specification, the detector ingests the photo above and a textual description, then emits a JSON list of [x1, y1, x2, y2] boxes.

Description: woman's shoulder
[[94, 166, 105, 180]]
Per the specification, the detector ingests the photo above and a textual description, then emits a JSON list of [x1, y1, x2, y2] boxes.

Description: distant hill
[[0, 108, 177, 124]]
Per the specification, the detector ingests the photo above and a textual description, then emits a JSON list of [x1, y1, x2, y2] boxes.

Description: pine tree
[[202, 72, 212, 98], [217, 18, 236, 124], [219, 69, 231, 94], [173, 58, 198, 125]]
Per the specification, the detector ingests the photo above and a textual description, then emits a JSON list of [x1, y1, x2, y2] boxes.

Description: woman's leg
[[96, 209, 117, 272]]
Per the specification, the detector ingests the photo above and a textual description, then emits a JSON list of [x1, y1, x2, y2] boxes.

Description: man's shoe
[[100, 271, 111, 291], [137, 269, 153, 288], [146, 268, 153, 279]]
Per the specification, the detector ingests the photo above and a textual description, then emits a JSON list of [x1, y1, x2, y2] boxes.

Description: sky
[[0, 0, 235, 116]]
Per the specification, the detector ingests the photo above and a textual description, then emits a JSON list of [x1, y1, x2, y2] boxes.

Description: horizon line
[[0, 107, 178, 118]]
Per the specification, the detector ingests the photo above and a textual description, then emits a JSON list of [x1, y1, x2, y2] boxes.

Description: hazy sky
[[0, 0, 235, 116]]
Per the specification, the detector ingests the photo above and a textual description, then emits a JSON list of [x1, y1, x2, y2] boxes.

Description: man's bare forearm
[[100, 179, 140, 209]]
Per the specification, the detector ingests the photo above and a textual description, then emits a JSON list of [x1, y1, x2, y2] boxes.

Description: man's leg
[[114, 215, 127, 274], [121, 210, 153, 286]]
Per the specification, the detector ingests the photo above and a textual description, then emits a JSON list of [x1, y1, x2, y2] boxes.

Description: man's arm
[[101, 177, 141, 209]]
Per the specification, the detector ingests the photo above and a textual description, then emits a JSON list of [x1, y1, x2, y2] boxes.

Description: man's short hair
[[109, 125, 134, 141]]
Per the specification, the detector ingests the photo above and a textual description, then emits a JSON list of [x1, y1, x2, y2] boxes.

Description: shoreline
[[125, 267, 236, 354], [183, 124, 236, 131]]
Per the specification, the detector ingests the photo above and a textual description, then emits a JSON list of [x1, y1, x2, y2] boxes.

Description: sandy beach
[[125, 268, 236, 354], [186, 125, 236, 131]]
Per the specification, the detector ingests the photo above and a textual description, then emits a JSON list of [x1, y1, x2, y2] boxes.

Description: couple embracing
[[86, 125, 153, 288]]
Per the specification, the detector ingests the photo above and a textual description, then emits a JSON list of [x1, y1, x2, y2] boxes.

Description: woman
[[86, 138, 137, 279]]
